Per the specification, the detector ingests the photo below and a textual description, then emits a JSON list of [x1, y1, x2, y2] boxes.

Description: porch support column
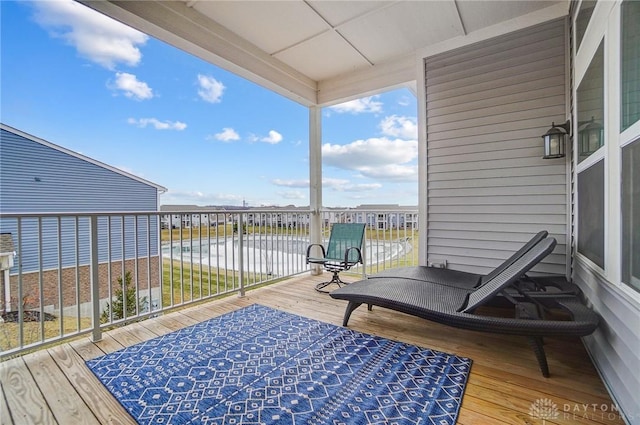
[[309, 106, 322, 276], [417, 58, 429, 266]]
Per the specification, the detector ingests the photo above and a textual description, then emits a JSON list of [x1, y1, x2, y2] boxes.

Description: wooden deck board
[[48, 344, 136, 425], [22, 350, 100, 425], [0, 377, 14, 425], [0, 274, 624, 424], [0, 356, 57, 425]]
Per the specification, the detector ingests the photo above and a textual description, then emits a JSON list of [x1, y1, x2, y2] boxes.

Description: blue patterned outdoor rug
[[87, 304, 471, 424]]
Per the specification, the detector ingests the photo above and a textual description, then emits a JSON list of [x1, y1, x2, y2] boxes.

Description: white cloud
[[271, 177, 381, 193], [113, 72, 153, 100], [161, 190, 244, 206], [128, 118, 187, 130], [323, 138, 417, 168], [322, 177, 349, 188], [261, 130, 283, 144], [329, 96, 383, 114], [272, 179, 309, 188], [322, 137, 418, 182], [30, 0, 148, 69], [330, 182, 383, 192], [379, 115, 417, 140], [277, 190, 306, 200], [214, 128, 240, 142], [397, 96, 412, 107], [357, 164, 418, 181], [197, 74, 225, 103]]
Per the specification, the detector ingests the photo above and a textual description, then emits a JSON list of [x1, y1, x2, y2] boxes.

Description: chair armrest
[[306, 243, 326, 263], [343, 247, 363, 266]]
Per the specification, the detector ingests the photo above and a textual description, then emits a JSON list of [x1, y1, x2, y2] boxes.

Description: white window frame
[[573, 0, 640, 303]]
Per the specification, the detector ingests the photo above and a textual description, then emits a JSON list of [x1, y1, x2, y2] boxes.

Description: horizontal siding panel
[[427, 221, 566, 235], [0, 130, 159, 213], [428, 93, 565, 126], [575, 260, 640, 420], [426, 27, 564, 79], [428, 164, 566, 181], [576, 262, 639, 347], [427, 147, 549, 166], [427, 174, 566, 190], [428, 204, 566, 215], [427, 194, 567, 206], [428, 253, 566, 276], [427, 43, 565, 92], [429, 138, 548, 158], [426, 127, 543, 150], [427, 53, 564, 99], [427, 213, 565, 225], [1, 128, 161, 273], [2, 217, 158, 271], [424, 18, 567, 275], [428, 104, 565, 134], [427, 82, 565, 119], [426, 157, 561, 174], [427, 116, 563, 142], [428, 185, 566, 198], [427, 230, 568, 246], [426, 19, 565, 70], [427, 245, 566, 266], [427, 64, 566, 103], [428, 237, 567, 254]]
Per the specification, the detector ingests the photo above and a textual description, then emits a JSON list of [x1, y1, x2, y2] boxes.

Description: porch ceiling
[[81, 0, 568, 106]]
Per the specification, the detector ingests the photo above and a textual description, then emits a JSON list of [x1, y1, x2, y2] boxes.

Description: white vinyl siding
[[424, 18, 569, 276]]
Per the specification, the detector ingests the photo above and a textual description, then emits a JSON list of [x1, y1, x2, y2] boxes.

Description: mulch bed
[[1, 311, 57, 323]]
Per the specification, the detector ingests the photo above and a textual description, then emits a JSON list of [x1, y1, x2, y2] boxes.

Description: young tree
[[101, 271, 148, 323]]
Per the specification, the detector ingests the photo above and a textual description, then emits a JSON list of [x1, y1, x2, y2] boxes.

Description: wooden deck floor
[[0, 274, 624, 425]]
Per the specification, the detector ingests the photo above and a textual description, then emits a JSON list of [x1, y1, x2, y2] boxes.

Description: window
[[621, 0, 640, 132], [576, 0, 597, 50], [577, 41, 605, 163], [577, 39, 605, 269], [622, 138, 640, 291], [578, 161, 605, 269]]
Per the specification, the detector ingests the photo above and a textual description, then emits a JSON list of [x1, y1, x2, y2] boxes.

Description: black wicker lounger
[[368, 230, 549, 288], [330, 237, 600, 377], [367, 230, 580, 298]]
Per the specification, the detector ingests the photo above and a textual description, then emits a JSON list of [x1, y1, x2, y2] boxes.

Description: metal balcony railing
[[0, 208, 418, 358]]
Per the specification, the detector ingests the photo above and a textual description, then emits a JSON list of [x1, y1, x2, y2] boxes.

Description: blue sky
[[1, 0, 418, 208]]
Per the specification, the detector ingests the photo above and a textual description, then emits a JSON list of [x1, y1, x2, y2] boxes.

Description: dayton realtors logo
[[529, 398, 559, 424], [529, 398, 625, 423]]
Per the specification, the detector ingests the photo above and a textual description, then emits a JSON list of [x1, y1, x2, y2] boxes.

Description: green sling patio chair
[[306, 223, 366, 293]]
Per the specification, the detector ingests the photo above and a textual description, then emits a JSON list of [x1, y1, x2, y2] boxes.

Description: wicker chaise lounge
[[330, 237, 600, 377], [368, 230, 579, 297]]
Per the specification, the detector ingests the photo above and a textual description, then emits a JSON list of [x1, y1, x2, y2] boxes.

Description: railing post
[[238, 213, 245, 297], [90, 215, 102, 342]]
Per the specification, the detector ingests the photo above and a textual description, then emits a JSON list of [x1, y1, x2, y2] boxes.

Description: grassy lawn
[[160, 260, 265, 306], [0, 316, 93, 353]]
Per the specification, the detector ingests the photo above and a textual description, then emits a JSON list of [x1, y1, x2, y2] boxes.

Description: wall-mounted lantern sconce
[[578, 116, 604, 156], [542, 120, 570, 159]]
